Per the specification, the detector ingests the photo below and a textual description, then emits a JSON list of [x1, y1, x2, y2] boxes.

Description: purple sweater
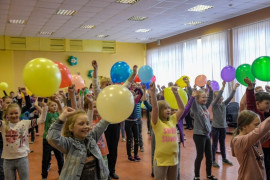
[[177, 96, 195, 146]]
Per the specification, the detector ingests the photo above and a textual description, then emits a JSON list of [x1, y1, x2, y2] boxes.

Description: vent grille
[[70, 40, 83, 51], [50, 39, 65, 51], [9, 37, 26, 49], [102, 41, 115, 53]]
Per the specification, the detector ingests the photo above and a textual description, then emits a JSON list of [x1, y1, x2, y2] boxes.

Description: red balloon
[[54, 61, 72, 88], [151, 75, 156, 82], [72, 75, 85, 90], [134, 75, 141, 83]]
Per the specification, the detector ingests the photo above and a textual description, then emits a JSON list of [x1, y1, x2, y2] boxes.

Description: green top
[[43, 112, 59, 139]]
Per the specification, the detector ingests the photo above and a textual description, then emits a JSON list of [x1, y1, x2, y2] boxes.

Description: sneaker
[[147, 131, 151, 134], [51, 151, 54, 155], [193, 177, 200, 180], [134, 155, 141, 161], [42, 178, 47, 180], [122, 138, 126, 142], [128, 156, 135, 161], [212, 161, 220, 168], [140, 146, 144, 152], [29, 141, 34, 144], [223, 159, 233, 165], [151, 172, 154, 177], [36, 133, 39, 136], [207, 175, 218, 180], [110, 173, 119, 179]]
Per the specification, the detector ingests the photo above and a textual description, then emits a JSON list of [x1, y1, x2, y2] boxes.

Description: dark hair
[[2, 96, 12, 102], [255, 92, 270, 102]]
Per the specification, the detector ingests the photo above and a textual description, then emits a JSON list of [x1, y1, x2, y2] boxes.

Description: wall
[[0, 42, 145, 96], [147, 6, 270, 50]]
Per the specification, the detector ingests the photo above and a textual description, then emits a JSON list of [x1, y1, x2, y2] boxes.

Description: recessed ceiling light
[[188, 5, 213, 12], [8, 19, 26, 24], [128, 16, 147, 21], [115, 0, 140, 4], [135, 29, 151, 33], [80, 25, 95, 29], [96, 35, 109, 38], [185, 21, 204, 25], [56, 9, 77, 16], [39, 31, 53, 35], [136, 37, 154, 41]]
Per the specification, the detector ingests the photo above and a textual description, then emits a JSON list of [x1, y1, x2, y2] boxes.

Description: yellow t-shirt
[[152, 114, 179, 166]]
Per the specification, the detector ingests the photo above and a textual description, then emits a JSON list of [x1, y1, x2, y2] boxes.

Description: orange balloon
[[72, 75, 85, 90], [54, 61, 72, 88], [195, 75, 207, 87]]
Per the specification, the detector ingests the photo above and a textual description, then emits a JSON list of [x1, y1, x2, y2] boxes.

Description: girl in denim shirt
[[47, 107, 110, 180]]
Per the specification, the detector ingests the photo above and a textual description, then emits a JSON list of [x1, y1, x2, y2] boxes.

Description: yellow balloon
[[164, 87, 188, 109], [0, 82, 8, 91], [141, 102, 145, 108], [23, 58, 61, 97], [175, 75, 190, 88], [96, 85, 134, 124]]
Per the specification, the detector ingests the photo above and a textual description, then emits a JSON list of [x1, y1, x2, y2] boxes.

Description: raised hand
[[233, 83, 240, 90], [183, 76, 190, 87], [68, 84, 76, 94], [207, 80, 212, 90], [92, 60, 98, 70], [149, 82, 156, 94], [192, 90, 198, 97], [59, 107, 76, 121], [265, 85, 270, 93], [171, 86, 178, 94], [244, 77, 253, 89], [133, 65, 138, 75]]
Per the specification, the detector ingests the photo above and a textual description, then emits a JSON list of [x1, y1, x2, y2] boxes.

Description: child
[[211, 81, 240, 168], [190, 81, 217, 180], [1, 102, 47, 179], [231, 110, 270, 180], [149, 82, 184, 180], [47, 107, 110, 180], [244, 77, 270, 179], [41, 98, 64, 180]]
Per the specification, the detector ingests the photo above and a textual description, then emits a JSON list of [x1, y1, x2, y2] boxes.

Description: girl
[[41, 98, 64, 180], [149, 82, 184, 180], [212, 81, 240, 168], [1, 102, 47, 180], [47, 107, 110, 180], [190, 81, 217, 180], [231, 110, 270, 180]]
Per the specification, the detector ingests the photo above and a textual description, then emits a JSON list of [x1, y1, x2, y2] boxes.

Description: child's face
[[257, 100, 270, 112], [101, 81, 112, 89], [163, 103, 171, 119], [93, 101, 99, 118], [3, 98, 12, 110], [10, 92, 15, 98], [49, 102, 58, 113], [70, 114, 91, 140], [7, 107, 21, 123], [243, 117, 260, 134], [197, 92, 207, 105]]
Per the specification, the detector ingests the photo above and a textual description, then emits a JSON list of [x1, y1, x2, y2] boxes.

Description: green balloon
[[235, 64, 255, 86], [251, 56, 270, 81]]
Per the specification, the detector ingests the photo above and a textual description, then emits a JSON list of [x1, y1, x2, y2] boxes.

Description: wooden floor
[[28, 117, 239, 180]]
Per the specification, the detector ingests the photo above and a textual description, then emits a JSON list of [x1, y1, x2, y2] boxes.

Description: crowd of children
[[1, 61, 270, 180]]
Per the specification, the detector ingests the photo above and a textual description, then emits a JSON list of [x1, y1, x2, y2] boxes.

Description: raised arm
[[68, 84, 77, 109], [183, 77, 192, 96], [239, 92, 247, 112], [212, 81, 225, 106], [35, 102, 48, 125], [206, 81, 213, 108], [171, 86, 185, 121], [244, 77, 257, 112], [92, 60, 101, 98], [224, 83, 239, 105], [123, 65, 138, 88], [149, 82, 158, 125]]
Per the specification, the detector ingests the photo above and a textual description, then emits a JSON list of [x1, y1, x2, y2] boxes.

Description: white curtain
[[233, 19, 270, 101], [147, 31, 229, 96]]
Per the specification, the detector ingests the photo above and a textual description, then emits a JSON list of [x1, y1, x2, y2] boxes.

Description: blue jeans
[[4, 156, 29, 180]]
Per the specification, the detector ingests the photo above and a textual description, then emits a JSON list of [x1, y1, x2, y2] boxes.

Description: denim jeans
[[4, 156, 29, 180], [125, 120, 139, 157]]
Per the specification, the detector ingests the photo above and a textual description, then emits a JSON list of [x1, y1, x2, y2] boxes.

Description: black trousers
[[185, 111, 193, 128], [193, 134, 212, 177], [125, 120, 139, 157], [211, 127, 227, 162], [263, 148, 270, 180], [42, 139, 64, 178], [104, 123, 120, 174]]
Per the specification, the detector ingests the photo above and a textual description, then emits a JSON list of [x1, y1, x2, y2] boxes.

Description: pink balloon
[[72, 75, 85, 90], [151, 75, 156, 82], [195, 75, 207, 87]]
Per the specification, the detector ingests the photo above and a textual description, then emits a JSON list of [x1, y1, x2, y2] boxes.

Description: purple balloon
[[211, 80, 220, 91], [221, 65, 236, 82]]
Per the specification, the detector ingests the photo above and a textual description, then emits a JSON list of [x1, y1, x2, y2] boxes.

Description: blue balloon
[[110, 61, 131, 83], [138, 65, 153, 83], [141, 81, 151, 89]]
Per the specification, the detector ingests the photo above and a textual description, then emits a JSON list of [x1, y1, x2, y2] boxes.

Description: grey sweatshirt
[[212, 90, 236, 128], [189, 87, 213, 136]]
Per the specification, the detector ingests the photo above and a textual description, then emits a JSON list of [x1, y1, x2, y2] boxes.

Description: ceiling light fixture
[[185, 21, 204, 25], [115, 0, 140, 5], [56, 9, 77, 16], [128, 16, 147, 21], [96, 35, 109, 38], [135, 29, 151, 33], [39, 31, 53, 35], [80, 25, 95, 29], [8, 19, 26, 24], [188, 5, 213, 12]]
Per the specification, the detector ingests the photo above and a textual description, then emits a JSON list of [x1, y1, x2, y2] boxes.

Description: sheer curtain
[[147, 31, 229, 96], [233, 19, 270, 101]]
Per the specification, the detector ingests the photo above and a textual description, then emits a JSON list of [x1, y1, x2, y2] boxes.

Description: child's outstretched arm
[[68, 84, 77, 109], [224, 83, 240, 105], [47, 107, 76, 154], [179, 90, 197, 122], [244, 77, 257, 112], [239, 92, 247, 112], [92, 60, 101, 98], [141, 84, 152, 112], [123, 65, 138, 88], [34, 102, 48, 126], [183, 77, 192, 96], [85, 94, 94, 124], [212, 81, 226, 106], [90, 119, 110, 142], [149, 82, 158, 125], [206, 80, 214, 108], [171, 86, 185, 121]]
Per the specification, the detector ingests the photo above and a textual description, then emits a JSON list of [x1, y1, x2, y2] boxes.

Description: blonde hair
[[63, 110, 86, 137], [99, 76, 111, 87], [3, 103, 21, 133], [158, 100, 170, 121], [196, 89, 206, 100]]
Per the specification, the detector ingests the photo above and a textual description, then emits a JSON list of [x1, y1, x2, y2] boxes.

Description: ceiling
[[1, 0, 270, 43]]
